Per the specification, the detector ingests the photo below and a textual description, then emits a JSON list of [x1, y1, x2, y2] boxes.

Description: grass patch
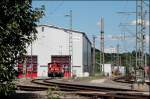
[[47, 86, 64, 99]]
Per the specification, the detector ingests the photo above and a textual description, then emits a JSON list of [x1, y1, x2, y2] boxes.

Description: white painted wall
[[27, 26, 69, 76], [72, 32, 83, 77], [102, 64, 112, 76], [27, 25, 91, 77]]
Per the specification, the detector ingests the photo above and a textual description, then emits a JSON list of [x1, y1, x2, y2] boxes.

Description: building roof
[[37, 24, 91, 44]]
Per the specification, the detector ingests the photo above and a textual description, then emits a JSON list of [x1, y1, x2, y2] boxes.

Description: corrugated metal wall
[[82, 35, 92, 75]]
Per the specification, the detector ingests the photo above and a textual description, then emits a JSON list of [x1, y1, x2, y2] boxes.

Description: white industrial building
[[27, 25, 92, 77]]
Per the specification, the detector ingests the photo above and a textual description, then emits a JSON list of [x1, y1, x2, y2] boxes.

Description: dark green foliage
[[0, 0, 44, 96], [94, 49, 150, 74]]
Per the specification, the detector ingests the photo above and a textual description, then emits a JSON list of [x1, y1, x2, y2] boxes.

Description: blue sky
[[32, 1, 149, 52]]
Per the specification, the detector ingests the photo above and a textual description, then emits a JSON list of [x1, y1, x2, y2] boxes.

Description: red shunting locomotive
[[48, 62, 64, 77]]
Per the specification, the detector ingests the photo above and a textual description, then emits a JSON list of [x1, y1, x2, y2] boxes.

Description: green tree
[[0, 0, 44, 96]]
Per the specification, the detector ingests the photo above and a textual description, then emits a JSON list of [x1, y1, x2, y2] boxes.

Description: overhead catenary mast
[[92, 35, 96, 75], [100, 17, 105, 75], [135, 0, 146, 82], [148, 0, 150, 83], [65, 10, 73, 77], [117, 44, 120, 69]]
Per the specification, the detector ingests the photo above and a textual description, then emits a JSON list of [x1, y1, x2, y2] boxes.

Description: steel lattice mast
[[65, 10, 73, 77], [100, 17, 105, 75], [135, 0, 146, 82]]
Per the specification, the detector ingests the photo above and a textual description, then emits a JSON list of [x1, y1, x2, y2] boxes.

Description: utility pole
[[92, 35, 96, 76], [31, 41, 33, 79], [100, 17, 105, 75], [117, 44, 120, 71], [117, 0, 149, 83], [148, 0, 150, 83], [135, 0, 146, 83], [65, 10, 73, 77]]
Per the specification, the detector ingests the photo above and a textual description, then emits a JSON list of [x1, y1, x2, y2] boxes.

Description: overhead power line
[[49, 1, 64, 15]]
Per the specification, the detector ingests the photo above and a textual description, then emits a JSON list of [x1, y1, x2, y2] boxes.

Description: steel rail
[[16, 85, 48, 91], [43, 79, 134, 92], [16, 78, 149, 99]]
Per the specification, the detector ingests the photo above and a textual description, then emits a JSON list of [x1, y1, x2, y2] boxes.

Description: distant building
[[113, 66, 126, 76], [26, 25, 92, 77], [102, 64, 112, 76]]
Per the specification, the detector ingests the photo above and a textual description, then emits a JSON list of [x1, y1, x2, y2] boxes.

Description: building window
[[42, 27, 44, 32]]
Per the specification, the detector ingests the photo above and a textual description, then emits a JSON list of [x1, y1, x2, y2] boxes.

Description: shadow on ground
[[1, 93, 45, 99]]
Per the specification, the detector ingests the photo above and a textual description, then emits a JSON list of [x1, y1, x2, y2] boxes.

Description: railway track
[[75, 91, 149, 99], [112, 76, 134, 84], [16, 78, 150, 99], [43, 79, 134, 92], [113, 76, 150, 88], [17, 85, 48, 91]]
